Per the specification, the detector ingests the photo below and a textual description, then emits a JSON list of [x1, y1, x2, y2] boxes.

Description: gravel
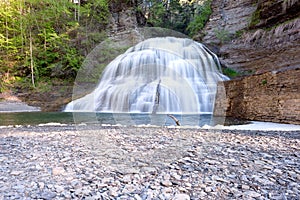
[[0, 125, 299, 199]]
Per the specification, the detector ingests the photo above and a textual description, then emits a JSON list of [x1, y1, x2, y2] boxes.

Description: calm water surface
[[0, 112, 246, 127]]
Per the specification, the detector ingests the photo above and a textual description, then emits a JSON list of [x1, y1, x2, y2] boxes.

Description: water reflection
[[0, 112, 247, 127]]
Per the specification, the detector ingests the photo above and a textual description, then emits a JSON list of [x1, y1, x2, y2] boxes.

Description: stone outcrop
[[219, 18, 300, 74], [202, 0, 300, 74], [108, 9, 139, 33], [17, 85, 73, 112], [203, 0, 257, 46], [204, 0, 300, 124], [250, 0, 300, 29], [108, 1, 146, 34], [214, 67, 300, 125]]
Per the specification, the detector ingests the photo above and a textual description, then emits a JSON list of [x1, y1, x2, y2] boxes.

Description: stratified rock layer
[[220, 18, 300, 74], [204, 0, 300, 124], [214, 67, 300, 124], [203, 0, 257, 46], [203, 0, 300, 73]]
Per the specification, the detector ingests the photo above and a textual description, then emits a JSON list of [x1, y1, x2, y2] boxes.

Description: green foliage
[[0, 33, 5, 47], [63, 47, 84, 73], [0, 0, 109, 91], [214, 29, 231, 44], [249, 9, 261, 28], [144, 0, 212, 35], [223, 68, 239, 78], [187, 0, 212, 36], [234, 30, 245, 38], [261, 79, 267, 85], [147, 2, 166, 27], [80, 0, 109, 30], [77, 31, 108, 56]]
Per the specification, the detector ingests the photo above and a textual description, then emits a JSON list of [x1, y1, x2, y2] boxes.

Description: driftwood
[[167, 114, 180, 126]]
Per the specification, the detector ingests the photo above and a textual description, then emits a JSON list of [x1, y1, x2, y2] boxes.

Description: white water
[[65, 37, 229, 113]]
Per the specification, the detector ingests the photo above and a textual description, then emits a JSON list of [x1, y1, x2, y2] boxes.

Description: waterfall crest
[[65, 37, 229, 114]]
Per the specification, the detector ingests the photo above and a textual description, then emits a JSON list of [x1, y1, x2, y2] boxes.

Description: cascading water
[[64, 37, 229, 114]]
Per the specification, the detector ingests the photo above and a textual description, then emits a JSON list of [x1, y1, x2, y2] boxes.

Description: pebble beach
[[0, 125, 299, 200]]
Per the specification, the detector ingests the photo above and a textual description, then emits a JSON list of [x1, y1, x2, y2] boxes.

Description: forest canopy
[[0, 0, 211, 91], [0, 0, 109, 91]]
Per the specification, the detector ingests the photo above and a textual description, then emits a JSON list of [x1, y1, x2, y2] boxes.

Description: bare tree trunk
[[74, 0, 80, 22], [29, 30, 35, 88], [78, 0, 80, 22], [5, 1, 9, 61], [74, 6, 77, 21], [20, 9, 24, 54]]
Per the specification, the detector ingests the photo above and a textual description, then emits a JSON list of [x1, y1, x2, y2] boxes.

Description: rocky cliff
[[205, 0, 300, 124], [214, 68, 300, 124], [108, 0, 146, 34], [202, 0, 300, 74]]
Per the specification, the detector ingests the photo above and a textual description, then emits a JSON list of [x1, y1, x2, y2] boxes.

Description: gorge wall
[[214, 68, 300, 124], [202, 0, 300, 124], [203, 0, 300, 74]]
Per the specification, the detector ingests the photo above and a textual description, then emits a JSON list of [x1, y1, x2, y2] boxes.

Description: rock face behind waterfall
[[202, 0, 300, 124], [65, 37, 229, 114], [202, 0, 300, 74]]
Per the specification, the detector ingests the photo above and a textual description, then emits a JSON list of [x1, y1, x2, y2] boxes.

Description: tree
[[138, 0, 212, 36], [0, 0, 110, 91], [187, 0, 212, 36]]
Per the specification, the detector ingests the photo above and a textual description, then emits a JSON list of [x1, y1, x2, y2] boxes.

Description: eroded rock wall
[[108, 1, 146, 34], [203, 0, 300, 74], [220, 18, 300, 74], [250, 0, 300, 29], [203, 0, 257, 46], [205, 0, 300, 124], [214, 68, 300, 124]]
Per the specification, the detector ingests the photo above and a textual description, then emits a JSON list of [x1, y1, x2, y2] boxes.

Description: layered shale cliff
[[205, 0, 300, 124], [203, 0, 300, 73], [214, 68, 300, 124]]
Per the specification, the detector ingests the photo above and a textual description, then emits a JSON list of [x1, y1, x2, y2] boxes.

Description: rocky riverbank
[[0, 125, 299, 199], [0, 83, 73, 112]]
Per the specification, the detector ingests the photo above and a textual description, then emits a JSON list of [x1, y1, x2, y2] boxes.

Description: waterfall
[[64, 37, 229, 114]]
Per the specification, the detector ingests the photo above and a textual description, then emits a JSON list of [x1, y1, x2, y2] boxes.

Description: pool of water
[[0, 112, 247, 127], [0, 112, 74, 126]]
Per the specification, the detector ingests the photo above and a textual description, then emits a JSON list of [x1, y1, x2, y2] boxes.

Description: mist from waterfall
[[64, 37, 229, 114]]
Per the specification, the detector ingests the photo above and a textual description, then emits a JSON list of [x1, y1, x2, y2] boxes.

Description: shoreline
[[1, 120, 300, 132]]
